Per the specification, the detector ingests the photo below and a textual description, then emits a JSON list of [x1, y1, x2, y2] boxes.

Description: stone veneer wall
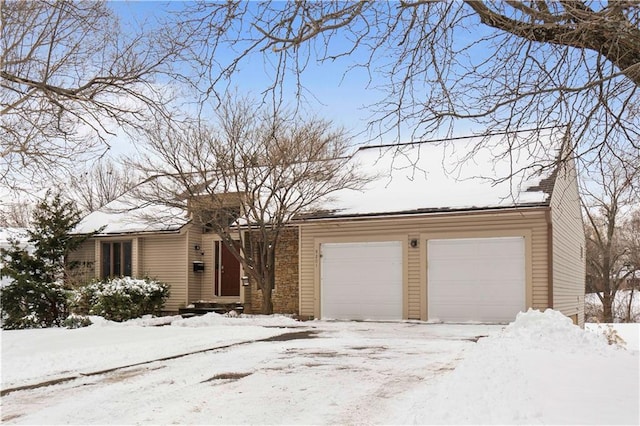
[[245, 227, 299, 314]]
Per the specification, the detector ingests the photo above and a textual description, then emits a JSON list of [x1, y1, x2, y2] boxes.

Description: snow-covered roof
[[302, 131, 560, 219], [73, 130, 562, 234], [73, 194, 189, 236]]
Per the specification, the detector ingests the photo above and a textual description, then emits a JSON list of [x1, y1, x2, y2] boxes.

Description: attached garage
[[320, 241, 403, 320], [427, 237, 526, 322], [297, 135, 585, 325]]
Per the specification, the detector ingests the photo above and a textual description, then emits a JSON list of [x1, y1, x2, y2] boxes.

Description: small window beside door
[[101, 241, 132, 278]]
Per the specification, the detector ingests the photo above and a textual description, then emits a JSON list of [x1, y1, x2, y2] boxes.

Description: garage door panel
[[321, 241, 402, 320], [428, 237, 525, 323]]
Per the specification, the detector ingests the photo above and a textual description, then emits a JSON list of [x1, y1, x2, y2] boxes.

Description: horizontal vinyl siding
[[299, 209, 550, 319], [142, 234, 188, 312], [67, 239, 96, 286], [551, 160, 586, 326], [531, 225, 550, 309], [200, 233, 216, 300], [187, 226, 203, 303]]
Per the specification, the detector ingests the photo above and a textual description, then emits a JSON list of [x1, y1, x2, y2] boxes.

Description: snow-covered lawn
[[1, 310, 638, 425]]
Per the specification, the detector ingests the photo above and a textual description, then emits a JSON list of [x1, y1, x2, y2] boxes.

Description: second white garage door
[[428, 237, 526, 323], [321, 241, 402, 320]]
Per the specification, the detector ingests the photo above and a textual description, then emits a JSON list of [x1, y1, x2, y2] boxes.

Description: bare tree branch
[[128, 96, 371, 314], [179, 0, 639, 174], [582, 150, 640, 321], [0, 0, 186, 190]]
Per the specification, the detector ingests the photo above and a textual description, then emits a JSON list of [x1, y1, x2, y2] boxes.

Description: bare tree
[[67, 158, 136, 214], [619, 209, 640, 321], [131, 97, 369, 314], [1, 0, 184, 189], [180, 1, 639, 171], [583, 154, 639, 322], [0, 199, 32, 228]]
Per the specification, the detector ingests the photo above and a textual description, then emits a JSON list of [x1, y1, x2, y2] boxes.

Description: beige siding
[[132, 237, 141, 277], [299, 209, 550, 320], [187, 226, 204, 302], [141, 234, 188, 312], [66, 239, 96, 287], [551, 159, 586, 326], [201, 232, 217, 300]]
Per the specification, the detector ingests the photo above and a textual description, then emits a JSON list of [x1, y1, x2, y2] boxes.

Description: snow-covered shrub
[[63, 313, 92, 329], [0, 278, 69, 329], [75, 277, 170, 322]]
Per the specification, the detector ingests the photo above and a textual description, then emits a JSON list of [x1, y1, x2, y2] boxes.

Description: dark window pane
[[101, 242, 111, 279], [123, 241, 132, 276], [113, 242, 121, 276]]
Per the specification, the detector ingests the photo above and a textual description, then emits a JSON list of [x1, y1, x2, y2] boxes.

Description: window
[[101, 241, 132, 278]]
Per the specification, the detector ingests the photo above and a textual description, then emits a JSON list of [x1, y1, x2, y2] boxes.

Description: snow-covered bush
[[74, 277, 170, 322], [63, 313, 92, 329]]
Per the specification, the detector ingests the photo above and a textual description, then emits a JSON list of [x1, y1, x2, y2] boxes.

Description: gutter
[[294, 204, 551, 224], [73, 225, 187, 238]]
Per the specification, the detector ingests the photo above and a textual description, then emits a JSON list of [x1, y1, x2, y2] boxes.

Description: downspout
[[546, 209, 554, 309]]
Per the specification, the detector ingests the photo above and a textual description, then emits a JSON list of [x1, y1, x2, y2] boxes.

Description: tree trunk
[[626, 288, 634, 323], [602, 293, 613, 322], [261, 275, 274, 315]]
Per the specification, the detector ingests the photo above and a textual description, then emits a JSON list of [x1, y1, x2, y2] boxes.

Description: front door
[[214, 241, 240, 297]]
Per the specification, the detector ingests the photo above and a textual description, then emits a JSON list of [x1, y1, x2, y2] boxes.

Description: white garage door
[[428, 237, 525, 323], [321, 241, 402, 320]]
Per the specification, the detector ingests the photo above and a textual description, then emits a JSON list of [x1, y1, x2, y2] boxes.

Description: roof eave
[[294, 202, 551, 222]]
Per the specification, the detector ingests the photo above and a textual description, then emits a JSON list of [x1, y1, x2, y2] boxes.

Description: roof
[[73, 193, 189, 236], [73, 129, 563, 234], [301, 130, 561, 219]]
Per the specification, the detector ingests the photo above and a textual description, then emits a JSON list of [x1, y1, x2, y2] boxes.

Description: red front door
[[215, 241, 240, 297]]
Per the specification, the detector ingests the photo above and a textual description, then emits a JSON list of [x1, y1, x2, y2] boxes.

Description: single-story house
[[70, 131, 586, 325], [69, 191, 300, 315]]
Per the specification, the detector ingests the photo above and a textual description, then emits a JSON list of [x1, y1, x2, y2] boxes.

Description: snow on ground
[[385, 309, 639, 425], [1, 310, 638, 425], [1, 313, 301, 389]]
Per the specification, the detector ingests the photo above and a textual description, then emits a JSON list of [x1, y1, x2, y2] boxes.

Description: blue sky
[[106, 0, 452, 150]]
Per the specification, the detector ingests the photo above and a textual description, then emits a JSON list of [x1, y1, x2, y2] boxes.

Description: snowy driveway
[[1, 318, 501, 425]]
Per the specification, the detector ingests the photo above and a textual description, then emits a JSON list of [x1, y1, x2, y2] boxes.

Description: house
[[70, 190, 299, 315], [70, 130, 585, 325]]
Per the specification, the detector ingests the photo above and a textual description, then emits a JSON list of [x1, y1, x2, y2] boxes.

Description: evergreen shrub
[[75, 277, 170, 322]]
